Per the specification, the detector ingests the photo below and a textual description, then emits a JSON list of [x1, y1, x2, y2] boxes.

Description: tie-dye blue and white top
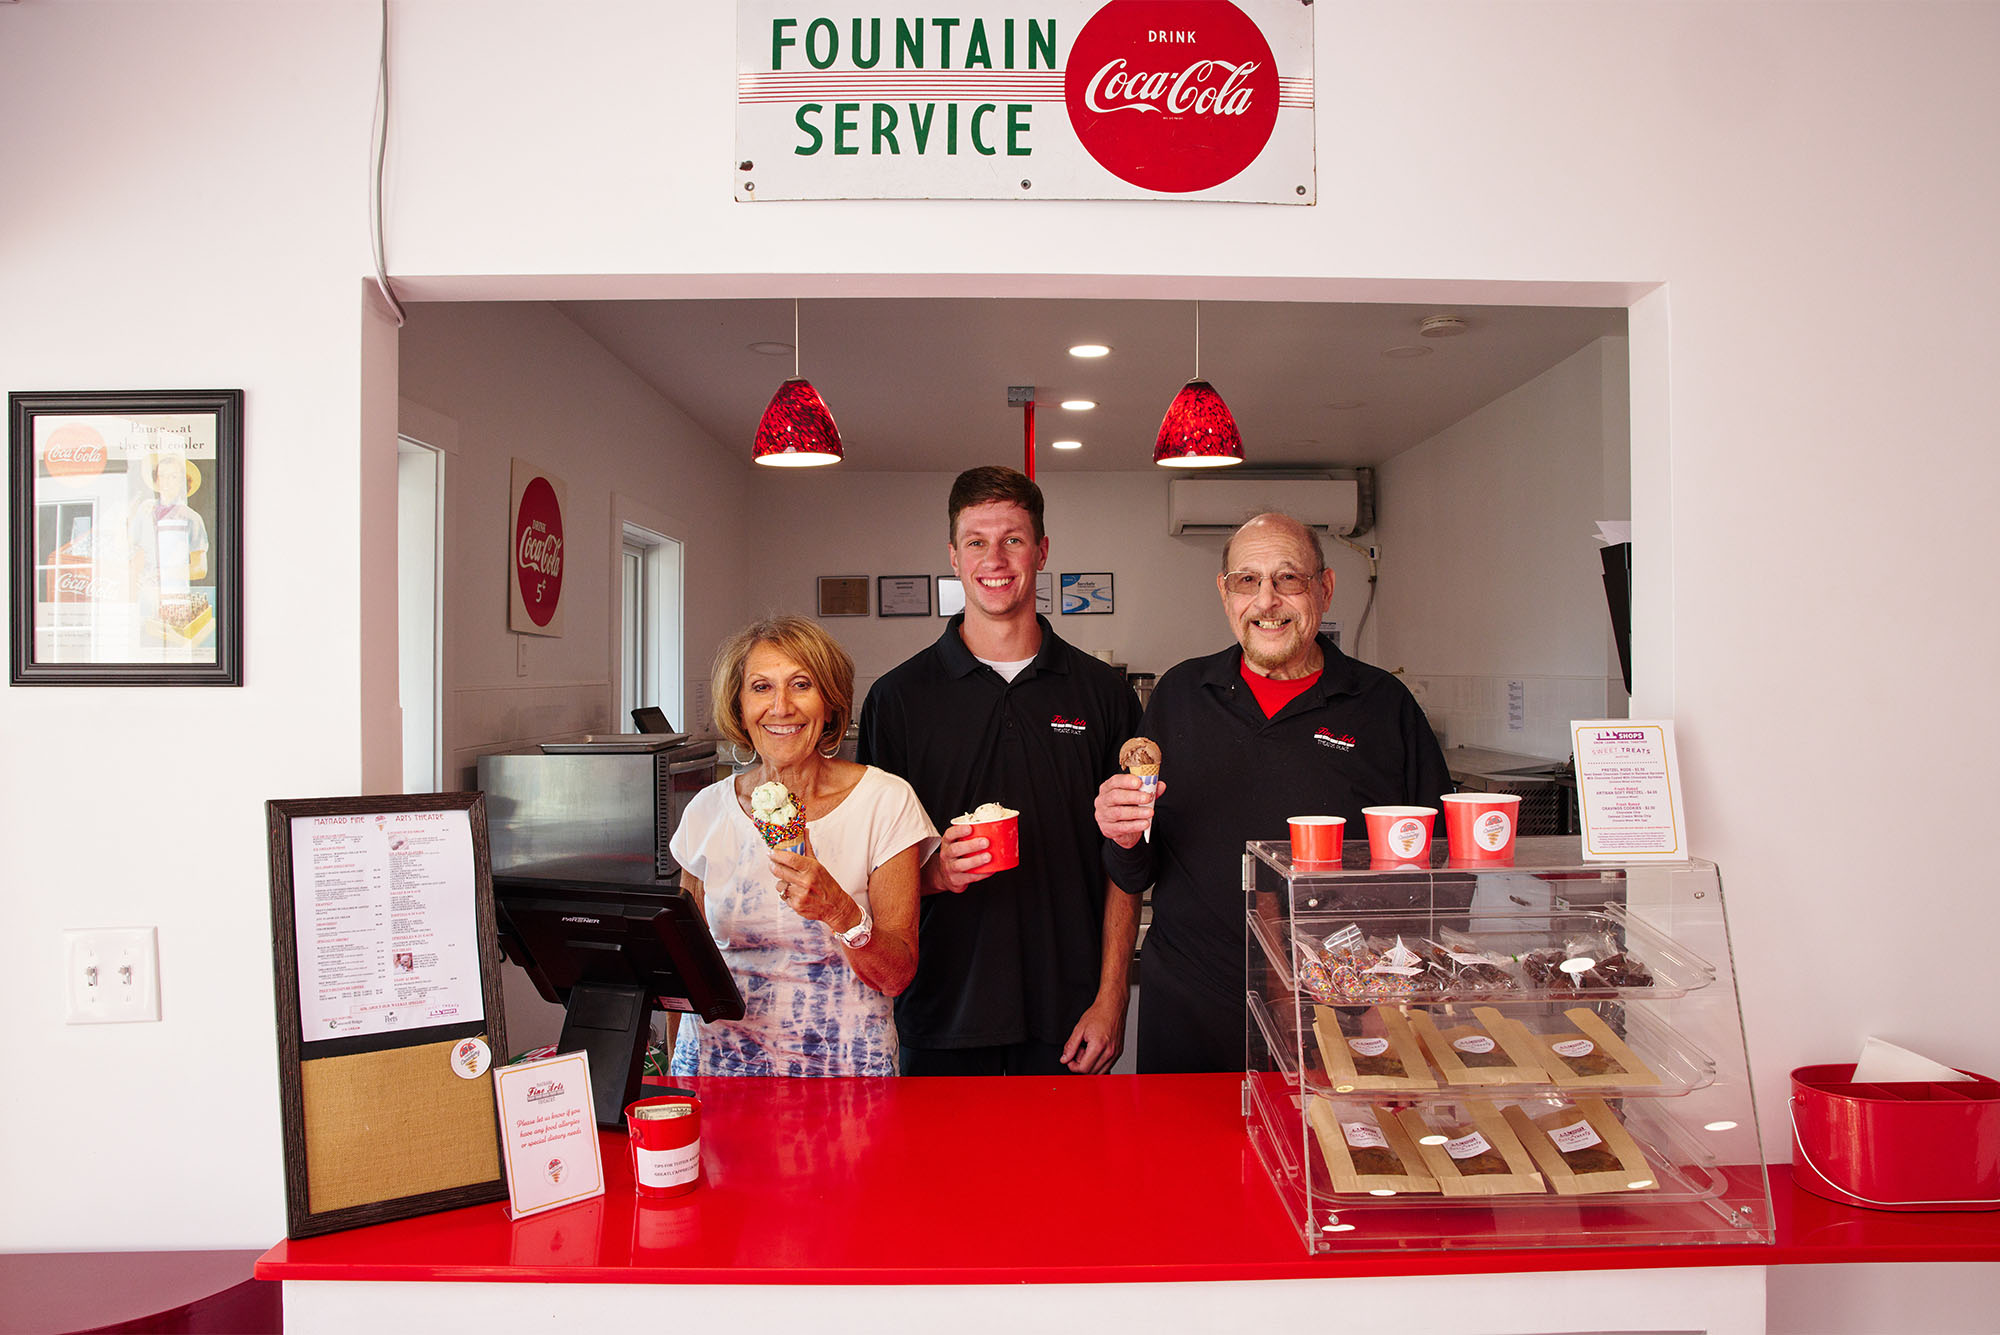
[[667, 766, 937, 1077]]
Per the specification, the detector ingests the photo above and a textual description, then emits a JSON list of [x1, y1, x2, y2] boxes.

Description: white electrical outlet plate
[[65, 926, 161, 1024]]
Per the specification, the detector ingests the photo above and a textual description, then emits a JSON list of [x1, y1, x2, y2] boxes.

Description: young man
[[1094, 512, 1452, 1073], [859, 467, 1141, 1075]]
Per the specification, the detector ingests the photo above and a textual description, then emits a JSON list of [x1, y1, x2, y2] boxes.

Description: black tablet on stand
[[493, 869, 742, 1127]]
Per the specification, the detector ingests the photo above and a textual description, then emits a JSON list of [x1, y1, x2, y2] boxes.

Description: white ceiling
[[555, 297, 1628, 474]]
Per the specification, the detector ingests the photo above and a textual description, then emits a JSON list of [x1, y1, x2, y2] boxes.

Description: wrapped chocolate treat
[[1502, 1097, 1659, 1196]]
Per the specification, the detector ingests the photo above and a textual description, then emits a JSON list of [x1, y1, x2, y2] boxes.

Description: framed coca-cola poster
[[9, 389, 243, 686], [508, 458, 565, 637]]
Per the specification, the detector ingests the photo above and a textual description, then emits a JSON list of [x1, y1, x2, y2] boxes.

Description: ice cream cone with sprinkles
[[749, 780, 808, 855]]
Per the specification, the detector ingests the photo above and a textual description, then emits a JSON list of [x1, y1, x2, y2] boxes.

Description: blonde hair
[[709, 616, 856, 755]]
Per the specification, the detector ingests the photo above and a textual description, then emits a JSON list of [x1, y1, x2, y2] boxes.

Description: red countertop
[[257, 1074, 2000, 1285]]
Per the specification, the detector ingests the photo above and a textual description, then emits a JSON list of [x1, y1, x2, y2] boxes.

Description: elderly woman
[[667, 616, 933, 1076]]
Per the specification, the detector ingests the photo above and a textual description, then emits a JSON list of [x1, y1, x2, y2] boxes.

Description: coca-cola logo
[[514, 475, 564, 627], [42, 424, 108, 480], [48, 569, 104, 602], [1064, 1, 1279, 193]]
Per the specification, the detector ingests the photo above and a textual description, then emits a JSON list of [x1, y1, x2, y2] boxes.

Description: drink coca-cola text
[[1063, 1, 1280, 194], [1082, 58, 1260, 117], [518, 526, 562, 578]]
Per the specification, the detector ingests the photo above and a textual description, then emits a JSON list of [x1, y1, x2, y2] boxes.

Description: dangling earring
[[817, 731, 841, 759], [724, 740, 757, 768]]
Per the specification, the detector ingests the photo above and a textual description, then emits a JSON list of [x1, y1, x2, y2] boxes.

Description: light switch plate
[[65, 927, 161, 1023]]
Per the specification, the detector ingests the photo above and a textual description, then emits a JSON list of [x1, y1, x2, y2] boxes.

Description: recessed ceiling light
[[1327, 399, 1365, 411], [748, 341, 794, 357], [1068, 343, 1111, 358], [1384, 345, 1432, 359], [1051, 439, 1083, 450], [1060, 399, 1096, 411]]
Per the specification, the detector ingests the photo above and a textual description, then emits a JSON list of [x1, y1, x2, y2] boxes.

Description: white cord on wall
[[370, 0, 407, 327]]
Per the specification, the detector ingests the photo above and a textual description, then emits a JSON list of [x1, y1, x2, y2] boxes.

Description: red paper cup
[[965, 814, 1019, 872], [1288, 815, 1346, 865], [626, 1093, 702, 1198], [1362, 806, 1436, 863], [1441, 792, 1522, 862]]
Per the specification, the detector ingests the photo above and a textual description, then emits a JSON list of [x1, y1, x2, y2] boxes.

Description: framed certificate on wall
[[877, 575, 931, 617]]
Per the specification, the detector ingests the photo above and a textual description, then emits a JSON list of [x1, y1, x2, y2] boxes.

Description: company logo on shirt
[[1313, 728, 1356, 752], [1050, 714, 1088, 736]]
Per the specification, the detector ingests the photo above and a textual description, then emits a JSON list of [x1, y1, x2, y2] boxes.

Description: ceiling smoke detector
[[1418, 314, 1469, 339]]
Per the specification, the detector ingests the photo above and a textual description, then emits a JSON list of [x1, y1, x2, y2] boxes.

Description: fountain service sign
[[735, 1, 1315, 203]]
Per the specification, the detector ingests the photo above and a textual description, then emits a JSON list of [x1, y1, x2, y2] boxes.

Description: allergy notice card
[[1571, 719, 1690, 860], [494, 1050, 604, 1218]]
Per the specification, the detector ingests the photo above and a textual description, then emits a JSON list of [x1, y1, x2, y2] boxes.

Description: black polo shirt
[[859, 615, 1141, 1049], [1105, 636, 1452, 1000]]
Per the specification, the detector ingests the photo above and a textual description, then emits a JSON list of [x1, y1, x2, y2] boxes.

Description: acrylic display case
[[1244, 836, 1772, 1253]]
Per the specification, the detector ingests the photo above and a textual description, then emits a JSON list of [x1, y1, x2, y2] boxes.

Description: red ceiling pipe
[[1023, 398, 1036, 481]]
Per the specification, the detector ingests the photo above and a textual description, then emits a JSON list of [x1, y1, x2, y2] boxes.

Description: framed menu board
[[265, 792, 511, 1237]]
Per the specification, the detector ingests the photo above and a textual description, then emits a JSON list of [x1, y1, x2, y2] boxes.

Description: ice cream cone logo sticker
[[1388, 818, 1426, 858], [451, 1036, 492, 1080], [1474, 810, 1512, 851], [1064, 0, 1280, 193]]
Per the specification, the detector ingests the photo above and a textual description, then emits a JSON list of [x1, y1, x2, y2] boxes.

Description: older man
[[1095, 513, 1451, 1073]]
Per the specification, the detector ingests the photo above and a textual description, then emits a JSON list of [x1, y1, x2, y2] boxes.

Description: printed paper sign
[[1571, 719, 1690, 860], [290, 809, 484, 1039], [494, 1051, 605, 1219], [736, 1, 1315, 203]]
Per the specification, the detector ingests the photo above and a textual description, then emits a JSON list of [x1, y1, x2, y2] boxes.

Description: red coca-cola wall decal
[[509, 461, 566, 637], [42, 423, 108, 480], [1064, 0, 1280, 194]]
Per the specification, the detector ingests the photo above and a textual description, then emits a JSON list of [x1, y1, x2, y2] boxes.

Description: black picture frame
[[10, 389, 244, 685], [1060, 572, 1115, 615]]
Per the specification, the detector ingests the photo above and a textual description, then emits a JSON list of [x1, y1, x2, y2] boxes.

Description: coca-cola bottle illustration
[[43, 515, 99, 603]]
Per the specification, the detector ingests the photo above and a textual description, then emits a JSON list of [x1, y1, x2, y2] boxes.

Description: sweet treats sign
[[508, 459, 566, 637]]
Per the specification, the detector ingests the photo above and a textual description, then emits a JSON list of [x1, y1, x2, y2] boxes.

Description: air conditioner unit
[[1167, 476, 1361, 537]]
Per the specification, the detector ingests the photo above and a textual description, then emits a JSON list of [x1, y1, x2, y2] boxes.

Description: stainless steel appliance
[[477, 742, 720, 878]]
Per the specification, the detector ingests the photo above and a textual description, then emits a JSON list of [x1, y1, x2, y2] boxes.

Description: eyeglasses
[[1222, 569, 1320, 597]]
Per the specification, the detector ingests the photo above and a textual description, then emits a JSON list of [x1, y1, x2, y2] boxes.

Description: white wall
[[1378, 337, 1631, 758], [0, 1, 377, 1251], [396, 302, 752, 788], [6, 12, 2000, 1316]]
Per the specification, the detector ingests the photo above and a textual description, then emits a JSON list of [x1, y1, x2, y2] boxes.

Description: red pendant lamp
[[753, 301, 844, 467], [1154, 302, 1244, 468]]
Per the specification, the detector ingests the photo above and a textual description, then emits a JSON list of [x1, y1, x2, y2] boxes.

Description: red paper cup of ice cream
[[1441, 792, 1522, 862], [1288, 815, 1345, 866], [1363, 805, 1436, 863], [957, 803, 1020, 873]]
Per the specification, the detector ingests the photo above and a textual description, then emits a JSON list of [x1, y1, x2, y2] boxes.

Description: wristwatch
[[835, 906, 874, 949]]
